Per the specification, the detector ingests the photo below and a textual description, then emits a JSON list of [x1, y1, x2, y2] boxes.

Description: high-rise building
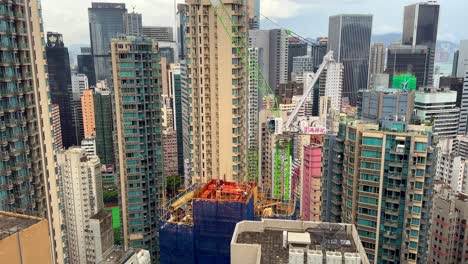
[[439, 76, 467, 134], [333, 119, 435, 263], [81, 137, 97, 158], [169, 64, 184, 176], [402, 1, 439, 86], [247, 48, 260, 180], [162, 128, 178, 178], [181, 62, 193, 186], [359, 88, 415, 122], [248, 0, 260, 29], [46, 31, 76, 148], [321, 62, 344, 111], [250, 29, 289, 92], [58, 147, 103, 264], [111, 36, 163, 258], [93, 90, 114, 165], [328, 14, 373, 105], [71, 74, 89, 144], [88, 2, 127, 81], [142, 26, 173, 42], [0, 1, 65, 261], [311, 37, 328, 67], [291, 55, 314, 82], [185, 0, 249, 183], [435, 136, 468, 194], [176, 4, 188, 61], [454, 40, 468, 78], [288, 39, 308, 81], [369, 42, 385, 81], [77, 47, 96, 87], [414, 89, 460, 138], [0, 212, 53, 264], [429, 185, 468, 264], [51, 104, 63, 150], [386, 44, 430, 89], [453, 49, 460, 76], [125, 11, 142, 36], [82, 89, 96, 138], [85, 210, 114, 263]]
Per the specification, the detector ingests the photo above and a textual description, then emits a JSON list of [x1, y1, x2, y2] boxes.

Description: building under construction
[[159, 180, 296, 264]]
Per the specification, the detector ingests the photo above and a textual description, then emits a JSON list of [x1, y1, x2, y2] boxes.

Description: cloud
[[41, 0, 182, 45], [260, 0, 303, 19]]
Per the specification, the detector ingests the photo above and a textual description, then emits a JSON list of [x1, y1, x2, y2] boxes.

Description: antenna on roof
[[132, 5, 136, 13]]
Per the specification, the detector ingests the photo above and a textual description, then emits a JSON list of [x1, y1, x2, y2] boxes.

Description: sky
[[41, 0, 467, 46]]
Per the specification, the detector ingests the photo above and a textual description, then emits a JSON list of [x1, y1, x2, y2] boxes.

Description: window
[[357, 219, 377, 228], [359, 196, 378, 205], [362, 137, 383, 146], [362, 150, 381, 158], [414, 142, 427, 151], [358, 230, 376, 239]]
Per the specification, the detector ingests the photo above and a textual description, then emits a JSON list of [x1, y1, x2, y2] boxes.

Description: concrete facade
[[0, 211, 53, 264], [185, 0, 249, 182], [57, 148, 103, 264]]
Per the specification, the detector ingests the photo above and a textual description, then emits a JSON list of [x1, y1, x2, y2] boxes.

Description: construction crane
[[209, 0, 335, 204]]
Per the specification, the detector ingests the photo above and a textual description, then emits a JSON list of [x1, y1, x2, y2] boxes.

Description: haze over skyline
[[42, 0, 466, 45]]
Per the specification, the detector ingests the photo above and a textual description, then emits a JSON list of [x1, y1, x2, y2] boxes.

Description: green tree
[[166, 175, 182, 199], [103, 190, 118, 205]]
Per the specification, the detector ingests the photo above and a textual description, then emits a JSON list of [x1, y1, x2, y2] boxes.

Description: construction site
[[159, 179, 297, 264]]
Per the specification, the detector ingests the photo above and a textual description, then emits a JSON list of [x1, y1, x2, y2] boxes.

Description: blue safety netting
[[159, 221, 195, 264], [193, 196, 254, 264]]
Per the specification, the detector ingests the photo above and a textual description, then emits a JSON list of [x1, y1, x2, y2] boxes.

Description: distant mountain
[[372, 33, 458, 50], [372, 33, 401, 46]]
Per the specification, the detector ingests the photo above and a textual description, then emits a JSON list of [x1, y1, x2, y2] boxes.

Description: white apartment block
[[58, 147, 103, 264], [81, 137, 97, 157], [324, 62, 344, 111]]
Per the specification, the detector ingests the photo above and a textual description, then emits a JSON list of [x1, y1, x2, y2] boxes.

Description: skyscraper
[[247, 48, 260, 180], [287, 38, 308, 81], [82, 89, 96, 138], [439, 76, 467, 134], [176, 4, 188, 61], [125, 11, 143, 36], [386, 44, 430, 89], [142, 26, 174, 42], [369, 42, 385, 80], [455, 40, 468, 78], [46, 32, 76, 147], [0, 0, 66, 261], [71, 74, 89, 144], [402, 1, 439, 86], [414, 89, 460, 138], [169, 64, 184, 176], [429, 186, 468, 264], [322, 62, 344, 111], [291, 55, 314, 82], [328, 14, 373, 105], [249, 29, 289, 93], [57, 147, 102, 264], [111, 36, 163, 259], [93, 89, 114, 166], [185, 0, 249, 183], [77, 47, 96, 87], [51, 104, 63, 150], [248, 0, 260, 29], [88, 2, 127, 81], [311, 37, 328, 67], [335, 119, 435, 263]]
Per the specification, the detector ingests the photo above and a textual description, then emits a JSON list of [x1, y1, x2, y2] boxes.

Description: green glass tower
[[94, 90, 113, 165], [328, 119, 435, 263], [111, 36, 163, 260]]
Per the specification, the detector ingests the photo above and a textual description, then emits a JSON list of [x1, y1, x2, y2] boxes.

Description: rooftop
[[194, 179, 254, 203], [0, 211, 42, 240], [231, 219, 369, 264]]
